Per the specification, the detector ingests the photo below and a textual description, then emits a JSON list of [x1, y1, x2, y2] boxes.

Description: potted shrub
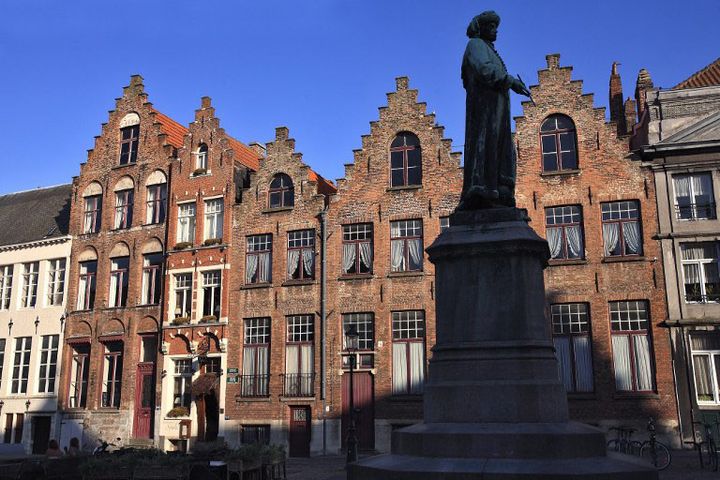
[[203, 238, 222, 247], [166, 406, 190, 418], [199, 315, 217, 323], [172, 316, 190, 326], [192, 167, 207, 176], [174, 241, 192, 250]]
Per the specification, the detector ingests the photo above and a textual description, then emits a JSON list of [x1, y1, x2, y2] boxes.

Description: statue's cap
[[467, 11, 500, 38]]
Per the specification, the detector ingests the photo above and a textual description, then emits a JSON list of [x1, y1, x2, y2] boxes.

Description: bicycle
[[686, 421, 719, 471], [606, 419, 671, 470]]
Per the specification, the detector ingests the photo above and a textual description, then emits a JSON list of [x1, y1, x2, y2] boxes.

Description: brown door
[[132, 363, 155, 438], [342, 371, 375, 450], [31, 416, 51, 454], [288, 406, 311, 457]]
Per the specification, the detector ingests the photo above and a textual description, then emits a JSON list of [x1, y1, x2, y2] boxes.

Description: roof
[[308, 170, 336, 195], [674, 58, 720, 90], [0, 184, 72, 247], [226, 135, 262, 171], [151, 108, 188, 148]]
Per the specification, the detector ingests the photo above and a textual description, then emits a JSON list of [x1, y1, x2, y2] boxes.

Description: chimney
[[635, 68, 654, 119], [609, 62, 626, 135], [624, 98, 637, 134]]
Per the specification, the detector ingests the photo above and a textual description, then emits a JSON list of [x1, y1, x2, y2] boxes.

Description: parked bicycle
[[686, 420, 719, 471], [606, 418, 671, 470]]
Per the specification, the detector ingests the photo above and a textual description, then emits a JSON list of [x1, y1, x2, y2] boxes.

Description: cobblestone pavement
[[285, 451, 720, 480]]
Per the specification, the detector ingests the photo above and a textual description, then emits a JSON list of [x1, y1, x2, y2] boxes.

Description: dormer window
[[390, 132, 422, 187], [540, 115, 577, 172], [119, 113, 140, 165], [269, 173, 294, 209], [195, 144, 209, 173]]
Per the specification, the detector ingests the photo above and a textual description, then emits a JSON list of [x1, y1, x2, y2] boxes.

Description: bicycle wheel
[[640, 442, 671, 470]]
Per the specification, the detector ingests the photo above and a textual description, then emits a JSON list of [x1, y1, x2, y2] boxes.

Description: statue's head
[[467, 11, 500, 41]]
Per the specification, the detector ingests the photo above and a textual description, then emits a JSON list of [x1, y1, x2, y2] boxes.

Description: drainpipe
[[319, 207, 328, 455]]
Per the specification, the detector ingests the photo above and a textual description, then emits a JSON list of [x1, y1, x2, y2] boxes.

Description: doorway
[[31, 416, 51, 454], [288, 406, 310, 457], [342, 371, 375, 450], [133, 363, 155, 438]]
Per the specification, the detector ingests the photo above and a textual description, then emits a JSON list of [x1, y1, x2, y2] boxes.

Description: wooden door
[[31, 416, 51, 454], [288, 406, 310, 457], [342, 371, 375, 450], [132, 363, 155, 438]]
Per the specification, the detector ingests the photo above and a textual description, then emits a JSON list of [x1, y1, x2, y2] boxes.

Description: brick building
[[58, 76, 186, 448], [514, 54, 678, 442]]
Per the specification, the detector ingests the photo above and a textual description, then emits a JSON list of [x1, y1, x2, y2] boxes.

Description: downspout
[[157, 158, 173, 446], [319, 207, 328, 455]]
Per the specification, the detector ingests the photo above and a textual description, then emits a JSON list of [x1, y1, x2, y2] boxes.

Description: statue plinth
[[348, 208, 657, 479]]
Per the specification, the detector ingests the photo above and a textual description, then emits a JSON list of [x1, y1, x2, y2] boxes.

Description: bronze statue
[[458, 11, 531, 210]]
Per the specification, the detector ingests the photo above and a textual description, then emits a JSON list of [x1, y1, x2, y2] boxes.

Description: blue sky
[[1, 0, 718, 194]]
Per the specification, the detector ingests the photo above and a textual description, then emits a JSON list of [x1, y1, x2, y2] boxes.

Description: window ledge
[[235, 396, 272, 403], [601, 256, 645, 264], [112, 163, 137, 170], [279, 396, 315, 402], [387, 271, 425, 279], [389, 395, 423, 403], [261, 207, 294, 214], [95, 408, 121, 414], [548, 259, 587, 267], [282, 279, 316, 287], [164, 416, 191, 420], [612, 392, 660, 400], [540, 169, 581, 178], [387, 185, 422, 192], [338, 274, 375, 281], [240, 283, 273, 290], [191, 171, 212, 178], [567, 392, 597, 401]]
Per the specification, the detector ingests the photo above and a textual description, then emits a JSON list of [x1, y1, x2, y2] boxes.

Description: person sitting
[[46, 439, 63, 458], [66, 437, 81, 457]]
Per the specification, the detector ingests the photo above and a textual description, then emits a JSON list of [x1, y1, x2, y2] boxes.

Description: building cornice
[[0, 235, 72, 253]]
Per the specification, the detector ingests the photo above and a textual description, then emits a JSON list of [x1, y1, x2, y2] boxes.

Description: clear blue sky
[[1, 0, 718, 194]]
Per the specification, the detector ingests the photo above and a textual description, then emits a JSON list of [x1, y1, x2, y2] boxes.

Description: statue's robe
[[461, 37, 516, 207]]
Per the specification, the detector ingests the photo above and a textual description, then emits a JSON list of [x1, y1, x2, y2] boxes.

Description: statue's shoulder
[[464, 38, 491, 60]]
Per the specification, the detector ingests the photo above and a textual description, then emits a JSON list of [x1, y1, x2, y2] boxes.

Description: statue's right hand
[[510, 77, 530, 97]]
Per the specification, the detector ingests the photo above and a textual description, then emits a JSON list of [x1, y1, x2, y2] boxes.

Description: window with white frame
[[342, 224, 373, 275], [69, 343, 90, 408], [177, 203, 196, 244], [114, 189, 134, 229], [204, 199, 224, 241], [545, 206, 584, 260], [108, 257, 129, 308], [246, 234, 272, 284], [241, 318, 270, 397], [392, 311, 425, 395], [20, 262, 39, 308], [101, 342, 123, 408], [390, 220, 423, 272], [83, 195, 102, 234], [0, 339, 5, 389], [285, 315, 314, 396], [196, 144, 208, 171], [288, 230, 315, 280], [674, 173, 716, 220], [342, 313, 375, 368], [551, 303, 594, 393], [439, 216, 450, 232], [77, 261, 97, 310], [146, 183, 167, 225], [202, 271, 221, 320], [0, 266, 12, 310], [46, 259, 66, 306], [174, 274, 192, 318], [141, 253, 163, 305], [681, 243, 720, 304], [11, 337, 31, 394], [610, 301, 654, 393], [690, 332, 720, 404], [173, 358, 192, 409], [37, 334, 59, 394], [601, 201, 642, 257]]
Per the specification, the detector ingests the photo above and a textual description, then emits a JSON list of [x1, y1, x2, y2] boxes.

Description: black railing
[[676, 203, 717, 221], [685, 293, 720, 304], [281, 373, 315, 397], [240, 374, 270, 397]]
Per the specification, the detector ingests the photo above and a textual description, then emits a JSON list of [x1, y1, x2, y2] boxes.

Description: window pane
[[390, 151, 404, 169], [407, 165, 422, 186], [391, 169, 404, 187], [694, 354, 715, 402], [561, 150, 577, 170], [541, 135, 557, 154], [543, 153, 558, 172]]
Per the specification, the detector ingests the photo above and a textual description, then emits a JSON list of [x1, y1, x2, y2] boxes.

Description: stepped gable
[[674, 57, 720, 89], [0, 184, 72, 247]]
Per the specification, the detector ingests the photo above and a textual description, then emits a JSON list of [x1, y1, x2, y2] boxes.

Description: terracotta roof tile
[[226, 136, 262, 171], [674, 58, 720, 90], [150, 109, 188, 148], [308, 170, 337, 195]]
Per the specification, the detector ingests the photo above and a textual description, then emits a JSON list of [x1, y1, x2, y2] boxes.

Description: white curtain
[[693, 355, 714, 401], [633, 335, 654, 391], [258, 252, 270, 282], [408, 239, 423, 268], [359, 242, 373, 270], [146, 187, 157, 224], [246, 255, 258, 283], [391, 240, 405, 272], [285, 345, 299, 374], [302, 249, 314, 277], [683, 264, 700, 284], [77, 277, 87, 310], [546, 227, 562, 259], [622, 222, 641, 254], [409, 342, 425, 394], [602, 223, 620, 256], [257, 346, 268, 395], [342, 244, 356, 273], [674, 175, 691, 198], [84, 211, 93, 233], [108, 274, 118, 307], [553, 337, 573, 391], [301, 345, 313, 395], [612, 335, 632, 391], [392, 343, 407, 395], [287, 250, 300, 278], [692, 174, 711, 197], [566, 225, 583, 258], [573, 336, 594, 392]]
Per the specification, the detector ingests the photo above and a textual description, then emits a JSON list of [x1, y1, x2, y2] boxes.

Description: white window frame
[[204, 198, 224, 241], [177, 202, 196, 244], [37, 335, 59, 394], [173, 273, 192, 319], [673, 173, 716, 221], [20, 262, 39, 309], [141, 254, 163, 306], [11, 337, 32, 394], [173, 358, 193, 410], [46, 258, 66, 307], [101, 342, 123, 408], [108, 257, 129, 308], [681, 243, 720, 304], [201, 270, 221, 319], [0, 265, 13, 310]]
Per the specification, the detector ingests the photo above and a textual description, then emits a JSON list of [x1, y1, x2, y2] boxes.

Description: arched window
[[119, 113, 140, 165], [268, 173, 294, 209], [541, 115, 578, 172], [390, 132, 422, 187], [82, 182, 103, 234], [195, 144, 209, 172]]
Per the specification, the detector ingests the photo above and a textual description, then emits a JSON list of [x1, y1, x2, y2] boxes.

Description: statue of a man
[[458, 11, 531, 210]]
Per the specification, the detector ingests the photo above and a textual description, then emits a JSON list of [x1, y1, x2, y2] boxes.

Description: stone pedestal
[[348, 208, 657, 479]]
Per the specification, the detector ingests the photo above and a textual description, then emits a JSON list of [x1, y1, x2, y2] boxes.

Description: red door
[[342, 372, 375, 450], [289, 406, 311, 457], [132, 363, 155, 438]]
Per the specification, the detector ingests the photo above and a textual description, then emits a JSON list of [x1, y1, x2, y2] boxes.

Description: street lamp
[[345, 324, 359, 466]]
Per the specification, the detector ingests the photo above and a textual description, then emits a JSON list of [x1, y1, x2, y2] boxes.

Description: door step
[[126, 438, 155, 448]]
